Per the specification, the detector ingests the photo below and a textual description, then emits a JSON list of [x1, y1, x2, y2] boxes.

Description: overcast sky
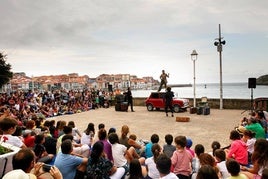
[[1, 0, 268, 84]]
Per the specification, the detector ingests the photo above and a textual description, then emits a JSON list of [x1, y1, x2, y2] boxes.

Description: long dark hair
[[85, 122, 95, 135], [251, 139, 268, 167], [90, 141, 104, 164], [128, 159, 143, 179]]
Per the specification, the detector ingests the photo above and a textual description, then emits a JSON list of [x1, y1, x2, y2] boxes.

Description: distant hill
[[257, 75, 268, 85]]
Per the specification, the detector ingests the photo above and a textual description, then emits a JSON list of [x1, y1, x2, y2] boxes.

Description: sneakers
[[166, 113, 168, 117]]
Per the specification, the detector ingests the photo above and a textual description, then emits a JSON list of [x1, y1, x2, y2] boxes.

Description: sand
[[49, 106, 248, 152]]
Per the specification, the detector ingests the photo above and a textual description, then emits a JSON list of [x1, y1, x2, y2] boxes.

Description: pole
[[218, 24, 223, 110], [193, 60, 196, 107]]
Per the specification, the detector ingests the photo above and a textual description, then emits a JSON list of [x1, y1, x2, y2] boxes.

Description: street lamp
[[214, 24, 226, 110], [191, 50, 198, 108]]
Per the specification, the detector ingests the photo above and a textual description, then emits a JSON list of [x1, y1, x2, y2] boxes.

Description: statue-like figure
[[158, 70, 169, 92]]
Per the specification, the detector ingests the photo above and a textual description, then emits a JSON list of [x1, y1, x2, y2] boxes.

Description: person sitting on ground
[[97, 128, 113, 162], [209, 141, 221, 157], [156, 153, 177, 179], [225, 158, 247, 179], [191, 144, 205, 179], [145, 143, 161, 179], [241, 129, 256, 164], [119, 125, 143, 154], [23, 129, 36, 148], [186, 137, 195, 157], [214, 149, 230, 179], [199, 153, 221, 178], [87, 141, 125, 179], [245, 117, 266, 139], [255, 110, 267, 135], [196, 165, 219, 179], [54, 139, 88, 179], [171, 135, 193, 179], [145, 133, 160, 158], [108, 132, 145, 175], [81, 122, 95, 147], [67, 121, 81, 143], [11, 148, 62, 179], [241, 139, 268, 179], [33, 133, 54, 164], [225, 130, 248, 166], [163, 134, 176, 158], [0, 116, 27, 148], [127, 158, 148, 179]]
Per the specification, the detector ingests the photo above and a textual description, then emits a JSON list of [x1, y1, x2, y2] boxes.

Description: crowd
[[0, 89, 268, 179]]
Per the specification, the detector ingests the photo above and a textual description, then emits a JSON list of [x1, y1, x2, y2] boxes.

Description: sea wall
[[133, 97, 252, 110]]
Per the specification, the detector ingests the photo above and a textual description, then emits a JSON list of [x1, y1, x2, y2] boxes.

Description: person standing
[[158, 70, 169, 92], [126, 87, 134, 112], [164, 87, 174, 117]]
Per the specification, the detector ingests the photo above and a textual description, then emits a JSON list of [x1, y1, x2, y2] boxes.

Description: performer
[[164, 87, 174, 117], [126, 87, 134, 112], [158, 70, 169, 92]]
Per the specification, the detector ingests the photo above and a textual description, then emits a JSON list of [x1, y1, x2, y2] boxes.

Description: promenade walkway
[[50, 106, 246, 152]]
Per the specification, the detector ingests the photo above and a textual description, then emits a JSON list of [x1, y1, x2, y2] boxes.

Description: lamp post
[[214, 24, 226, 110], [191, 50, 198, 108]]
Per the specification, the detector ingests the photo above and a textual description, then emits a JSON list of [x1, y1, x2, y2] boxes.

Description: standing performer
[[126, 87, 134, 112], [164, 87, 174, 117], [158, 70, 169, 92]]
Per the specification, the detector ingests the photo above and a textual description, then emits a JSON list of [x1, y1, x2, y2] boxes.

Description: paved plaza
[[50, 106, 247, 152]]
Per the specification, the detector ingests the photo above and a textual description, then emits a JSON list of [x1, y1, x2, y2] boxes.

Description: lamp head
[[221, 40, 226, 45], [214, 41, 219, 46], [191, 50, 198, 61]]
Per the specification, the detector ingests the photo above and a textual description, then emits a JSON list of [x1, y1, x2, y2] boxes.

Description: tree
[[0, 52, 13, 88]]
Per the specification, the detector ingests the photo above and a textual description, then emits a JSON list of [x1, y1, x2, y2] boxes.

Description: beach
[[50, 106, 247, 152]]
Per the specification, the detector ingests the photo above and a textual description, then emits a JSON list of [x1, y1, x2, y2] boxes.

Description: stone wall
[[133, 97, 252, 110]]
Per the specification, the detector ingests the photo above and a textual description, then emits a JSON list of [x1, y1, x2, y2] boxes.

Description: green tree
[[0, 52, 13, 88]]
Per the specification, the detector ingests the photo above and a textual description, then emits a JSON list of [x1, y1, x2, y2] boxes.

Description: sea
[[132, 83, 268, 99]]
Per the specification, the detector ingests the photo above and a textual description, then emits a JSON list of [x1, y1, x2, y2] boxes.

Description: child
[[171, 135, 193, 179], [163, 134, 176, 158], [145, 143, 161, 178], [186, 137, 195, 157], [214, 149, 230, 179], [0, 117, 26, 148], [145, 133, 159, 158], [226, 159, 247, 179]]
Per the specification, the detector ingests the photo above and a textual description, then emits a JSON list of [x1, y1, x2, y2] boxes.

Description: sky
[[1, 0, 268, 84]]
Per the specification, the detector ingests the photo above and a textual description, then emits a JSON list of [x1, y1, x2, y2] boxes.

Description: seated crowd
[[0, 91, 268, 179]]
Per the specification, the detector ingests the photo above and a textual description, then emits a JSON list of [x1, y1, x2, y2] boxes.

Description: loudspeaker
[[108, 84, 113, 92], [248, 78, 256, 88]]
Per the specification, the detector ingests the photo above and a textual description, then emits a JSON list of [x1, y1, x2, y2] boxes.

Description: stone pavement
[[50, 106, 249, 152]]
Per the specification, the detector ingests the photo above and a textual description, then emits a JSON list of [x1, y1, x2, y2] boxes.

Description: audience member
[[33, 133, 54, 163], [87, 141, 125, 179], [214, 149, 230, 179], [186, 137, 195, 157], [163, 134, 176, 158], [225, 130, 248, 166], [196, 165, 219, 179], [241, 139, 268, 178], [145, 143, 161, 178], [81, 122, 95, 147], [145, 133, 159, 158], [171, 135, 193, 179], [126, 159, 147, 179], [156, 154, 177, 179], [54, 139, 88, 179], [225, 158, 247, 179], [97, 128, 113, 161], [191, 144, 205, 179], [0, 116, 27, 148]]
